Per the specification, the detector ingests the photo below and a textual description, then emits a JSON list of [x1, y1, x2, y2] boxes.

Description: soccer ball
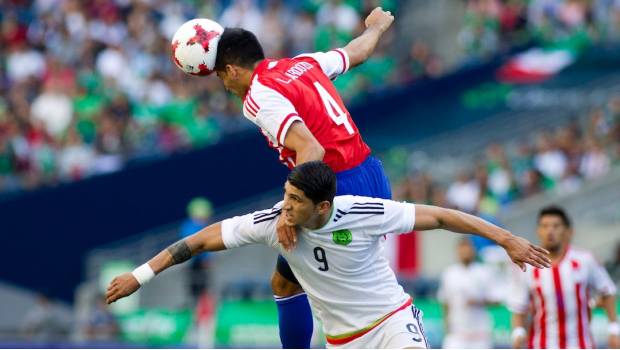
[[171, 18, 224, 76]]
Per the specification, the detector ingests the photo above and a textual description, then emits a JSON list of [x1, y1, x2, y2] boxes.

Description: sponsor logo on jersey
[[332, 229, 352, 246]]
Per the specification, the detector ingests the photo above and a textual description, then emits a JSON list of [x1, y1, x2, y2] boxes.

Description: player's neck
[[303, 207, 333, 230], [548, 244, 569, 264], [237, 66, 258, 98], [460, 260, 473, 267]]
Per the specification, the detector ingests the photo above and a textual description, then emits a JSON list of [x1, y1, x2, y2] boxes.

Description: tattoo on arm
[[166, 240, 192, 264]]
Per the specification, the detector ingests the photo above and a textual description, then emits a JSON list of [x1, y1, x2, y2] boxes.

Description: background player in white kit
[[105, 161, 551, 348], [438, 238, 501, 348], [509, 206, 619, 349]]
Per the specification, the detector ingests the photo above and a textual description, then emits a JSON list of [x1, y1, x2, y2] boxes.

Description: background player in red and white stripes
[[509, 206, 619, 349]]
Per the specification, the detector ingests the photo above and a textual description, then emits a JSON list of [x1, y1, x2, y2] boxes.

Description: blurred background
[[0, 0, 619, 347]]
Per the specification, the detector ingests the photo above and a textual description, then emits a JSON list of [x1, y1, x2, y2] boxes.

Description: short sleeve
[[295, 48, 350, 80], [221, 206, 281, 249], [359, 199, 414, 236], [586, 254, 617, 296], [244, 86, 303, 147], [382, 200, 415, 234], [507, 266, 531, 313]]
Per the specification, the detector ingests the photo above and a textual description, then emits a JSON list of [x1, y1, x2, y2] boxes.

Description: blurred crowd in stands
[[0, 0, 401, 194], [394, 95, 620, 219], [2, 0, 620, 195], [459, 0, 620, 59]]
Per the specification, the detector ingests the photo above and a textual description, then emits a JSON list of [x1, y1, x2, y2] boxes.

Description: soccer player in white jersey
[[106, 161, 551, 348], [509, 206, 619, 349], [438, 238, 500, 348]]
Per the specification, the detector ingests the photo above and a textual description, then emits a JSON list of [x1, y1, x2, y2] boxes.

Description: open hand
[[105, 272, 140, 304], [364, 7, 394, 33], [276, 214, 298, 252], [502, 235, 551, 271]]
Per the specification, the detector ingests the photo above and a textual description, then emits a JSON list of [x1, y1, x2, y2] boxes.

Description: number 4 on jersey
[[313, 81, 355, 135]]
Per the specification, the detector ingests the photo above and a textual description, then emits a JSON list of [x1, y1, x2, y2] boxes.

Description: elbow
[[350, 50, 370, 68]]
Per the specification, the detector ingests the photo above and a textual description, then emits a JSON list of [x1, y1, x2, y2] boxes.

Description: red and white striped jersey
[[508, 246, 617, 349], [241, 49, 371, 172]]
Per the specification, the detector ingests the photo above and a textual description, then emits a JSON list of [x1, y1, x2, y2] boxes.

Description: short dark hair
[[287, 161, 337, 205], [538, 205, 572, 228], [214, 28, 264, 71]]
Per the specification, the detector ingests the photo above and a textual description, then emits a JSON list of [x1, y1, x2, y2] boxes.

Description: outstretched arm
[[414, 204, 551, 270], [343, 7, 394, 69], [105, 222, 226, 304]]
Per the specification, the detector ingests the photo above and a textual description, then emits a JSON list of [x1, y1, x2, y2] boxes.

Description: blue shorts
[[277, 156, 392, 284], [335, 155, 392, 199]]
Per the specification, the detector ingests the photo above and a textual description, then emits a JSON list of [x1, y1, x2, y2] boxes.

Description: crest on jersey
[[332, 229, 352, 246]]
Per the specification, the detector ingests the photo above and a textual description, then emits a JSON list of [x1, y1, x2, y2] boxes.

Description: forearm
[[602, 294, 618, 322], [512, 312, 527, 329], [442, 304, 450, 333], [146, 222, 225, 275], [436, 208, 512, 246], [512, 312, 528, 347], [343, 26, 384, 69]]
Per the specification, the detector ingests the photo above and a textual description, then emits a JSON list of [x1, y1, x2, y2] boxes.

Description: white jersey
[[221, 195, 415, 344], [508, 246, 617, 349], [438, 262, 498, 348]]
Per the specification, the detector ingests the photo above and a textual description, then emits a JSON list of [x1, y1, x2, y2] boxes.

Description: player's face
[[282, 181, 327, 227], [457, 240, 475, 265], [216, 65, 244, 98], [537, 215, 570, 253], [216, 70, 234, 93]]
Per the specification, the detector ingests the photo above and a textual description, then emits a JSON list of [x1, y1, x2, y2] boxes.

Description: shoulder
[[247, 73, 292, 103], [251, 201, 284, 224], [333, 195, 387, 212], [568, 246, 597, 264], [252, 58, 295, 87], [443, 265, 459, 277]]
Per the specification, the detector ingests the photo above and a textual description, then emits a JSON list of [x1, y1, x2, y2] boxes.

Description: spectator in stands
[[84, 295, 118, 342], [21, 293, 70, 343], [446, 170, 481, 213], [2, 0, 620, 197], [533, 132, 568, 185], [580, 136, 611, 179]]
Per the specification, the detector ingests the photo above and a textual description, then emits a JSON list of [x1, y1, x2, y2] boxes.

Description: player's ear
[[317, 201, 331, 215], [225, 64, 236, 78], [566, 227, 574, 240]]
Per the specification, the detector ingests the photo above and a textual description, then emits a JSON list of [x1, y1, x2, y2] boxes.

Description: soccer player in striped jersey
[[509, 206, 619, 349], [210, 7, 395, 348], [106, 161, 551, 349]]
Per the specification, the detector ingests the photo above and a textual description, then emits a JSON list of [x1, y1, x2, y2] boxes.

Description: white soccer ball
[[171, 18, 224, 76]]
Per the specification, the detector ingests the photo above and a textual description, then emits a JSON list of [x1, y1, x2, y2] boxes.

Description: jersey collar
[[244, 59, 270, 101], [315, 204, 337, 231]]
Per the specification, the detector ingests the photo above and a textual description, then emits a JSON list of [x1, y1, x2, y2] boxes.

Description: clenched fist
[[364, 7, 394, 33]]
